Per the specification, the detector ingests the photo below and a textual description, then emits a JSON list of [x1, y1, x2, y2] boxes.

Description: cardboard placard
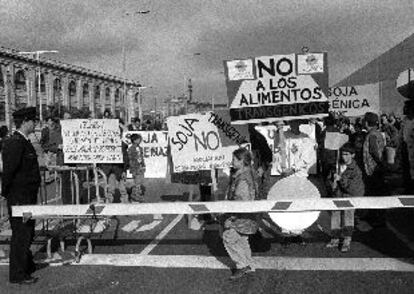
[[328, 83, 380, 117], [61, 119, 122, 164], [224, 53, 329, 124], [167, 112, 249, 172], [324, 132, 349, 150]]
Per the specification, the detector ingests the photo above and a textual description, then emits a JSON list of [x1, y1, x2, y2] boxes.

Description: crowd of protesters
[[223, 106, 413, 279], [2, 104, 414, 282]]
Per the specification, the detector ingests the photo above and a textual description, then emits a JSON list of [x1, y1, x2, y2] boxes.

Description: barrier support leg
[[60, 239, 65, 252], [187, 185, 195, 229], [47, 238, 53, 259]]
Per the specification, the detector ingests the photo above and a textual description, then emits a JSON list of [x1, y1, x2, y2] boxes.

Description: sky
[[1, 0, 414, 110]]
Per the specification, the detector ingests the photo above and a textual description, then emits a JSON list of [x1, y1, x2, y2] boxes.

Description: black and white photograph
[[0, 0, 414, 293]]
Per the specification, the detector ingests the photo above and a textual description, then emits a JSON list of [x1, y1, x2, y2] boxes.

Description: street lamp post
[[18, 50, 58, 122], [121, 9, 151, 123]]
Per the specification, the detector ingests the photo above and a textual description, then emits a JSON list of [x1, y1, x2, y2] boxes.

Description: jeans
[[223, 228, 254, 269], [330, 210, 355, 238], [131, 173, 145, 202], [107, 173, 128, 203]]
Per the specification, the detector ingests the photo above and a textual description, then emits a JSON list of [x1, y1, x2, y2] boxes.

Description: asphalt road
[[1, 177, 414, 293]]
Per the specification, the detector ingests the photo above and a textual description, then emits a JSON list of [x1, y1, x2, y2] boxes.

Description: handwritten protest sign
[[224, 53, 329, 124], [61, 119, 122, 164], [123, 131, 168, 178], [328, 83, 380, 116], [324, 132, 349, 150], [167, 112, 249, 172], [255, 123, 317, 175]]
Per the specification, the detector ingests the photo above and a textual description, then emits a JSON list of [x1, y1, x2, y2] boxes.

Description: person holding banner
[[248, 124, 272, 200], [2, 107, 40, 284], [100, 124, 129, 203], [320, 114, 340, 178], [275, 120, 316, 178], [128, 134, 146, 202], [222, 147, 258, 280], [326, 143, 364, 252]]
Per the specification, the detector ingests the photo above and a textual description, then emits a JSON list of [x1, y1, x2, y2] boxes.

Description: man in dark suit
[[2, 107, 41, 284]]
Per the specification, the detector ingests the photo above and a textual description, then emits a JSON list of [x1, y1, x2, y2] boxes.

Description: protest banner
[[255, 123, 317, 175], [167, 112, 249, 172], [123, 131, 169, 178], [328, 83, 380, 116], [61, 119, 122, 164], [324, 132, 349, 150], [224, 53, 329, 124]]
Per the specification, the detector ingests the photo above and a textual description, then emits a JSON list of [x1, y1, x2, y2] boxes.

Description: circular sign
[[396, 69, 414, 99], [267, 175, 321, 235]]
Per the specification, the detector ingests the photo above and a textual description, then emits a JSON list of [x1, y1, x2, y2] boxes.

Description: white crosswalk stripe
[[73, 254, 414, 272], [121, 220, 142, 233]]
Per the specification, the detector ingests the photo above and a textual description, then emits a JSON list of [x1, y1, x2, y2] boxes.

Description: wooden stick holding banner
[[60, 119, 123, 204], [324, 132, 349, 174], [211, 168, 218, 201]]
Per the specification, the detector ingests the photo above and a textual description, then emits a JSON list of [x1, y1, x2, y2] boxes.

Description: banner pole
[[211, 168, 218, 201], [336, 149, 340, 174]]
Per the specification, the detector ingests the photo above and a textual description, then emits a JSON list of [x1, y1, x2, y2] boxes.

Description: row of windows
[[0, 71, 126, 100]]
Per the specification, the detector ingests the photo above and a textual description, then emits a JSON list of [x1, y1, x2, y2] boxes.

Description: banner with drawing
[[167, 112, 250, 172], [123, 131, 169, 178], [224, 53, 329, 124], [61, 119, 122, 164], [255, 123, 317, 175]]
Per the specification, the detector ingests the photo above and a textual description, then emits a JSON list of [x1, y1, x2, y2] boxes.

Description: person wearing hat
[[362, 112, 387, 227], [326, 142, 365, 252], [1, 107, 41, 284]]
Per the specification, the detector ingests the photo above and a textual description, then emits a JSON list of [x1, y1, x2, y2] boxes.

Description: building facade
[[0, 47, 143, 127]]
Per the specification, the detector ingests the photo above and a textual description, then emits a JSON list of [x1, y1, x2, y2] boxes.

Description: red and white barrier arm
[[11, 196, 414, 219]]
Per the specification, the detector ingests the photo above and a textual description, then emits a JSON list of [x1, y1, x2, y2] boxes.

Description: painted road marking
[[136, 220, 163, 232], [139, 214, 184, 256], [73, 254, 414, 272], [122, 220, 142, 233], [386, 221, 414, 252], [77, 220, 107, 234], [35, 219, 60, 231]]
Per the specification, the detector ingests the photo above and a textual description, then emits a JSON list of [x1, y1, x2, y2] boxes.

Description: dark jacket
[[332, 160, 365, 198], [1, 131, 41, 206], [363, 127, 385, 177], [100, 141, 129, 181], [41, 124, 63, 154]]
